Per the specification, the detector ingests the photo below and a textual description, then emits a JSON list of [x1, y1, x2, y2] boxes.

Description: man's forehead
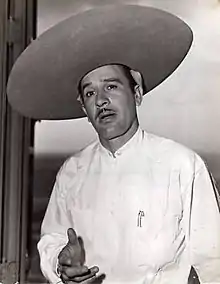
[[80, 64, 129, 84]]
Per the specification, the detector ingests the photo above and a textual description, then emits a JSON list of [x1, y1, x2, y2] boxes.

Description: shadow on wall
[[27, 152, 220, 283]]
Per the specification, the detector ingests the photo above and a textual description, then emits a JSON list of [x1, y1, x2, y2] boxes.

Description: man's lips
[[96, 108, 116, 121]]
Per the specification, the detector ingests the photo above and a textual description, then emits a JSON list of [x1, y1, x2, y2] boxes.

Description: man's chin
[[98, 128, 121, 141]]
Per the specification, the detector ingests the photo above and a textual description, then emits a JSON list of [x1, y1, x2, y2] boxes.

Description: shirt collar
[[98, 127, 143, 158]]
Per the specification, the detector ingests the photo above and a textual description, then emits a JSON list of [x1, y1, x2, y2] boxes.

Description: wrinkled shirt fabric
[[38, 128, 220, 284]]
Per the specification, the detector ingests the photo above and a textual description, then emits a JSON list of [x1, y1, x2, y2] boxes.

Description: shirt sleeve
[[184, 154, 220, 284], [37, 159, 75, 284]]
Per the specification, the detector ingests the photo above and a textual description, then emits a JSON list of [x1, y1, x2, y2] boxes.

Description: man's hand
[[58, 228, 99, 283]]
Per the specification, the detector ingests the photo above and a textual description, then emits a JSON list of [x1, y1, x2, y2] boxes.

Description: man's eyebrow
[[102, 78, 123, 84], [81, 82, 92, 92], [81, 78, 123, 91]]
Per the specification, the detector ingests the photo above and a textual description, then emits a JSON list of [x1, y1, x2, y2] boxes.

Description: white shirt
[[38, 128, 220, 284]]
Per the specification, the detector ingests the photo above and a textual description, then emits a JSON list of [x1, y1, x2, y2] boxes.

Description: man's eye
[[84, 91, 95, 98], [106, 84, 117, 90]]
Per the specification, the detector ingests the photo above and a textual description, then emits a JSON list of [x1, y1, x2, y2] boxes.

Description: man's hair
[[77, 64, 147, 103]]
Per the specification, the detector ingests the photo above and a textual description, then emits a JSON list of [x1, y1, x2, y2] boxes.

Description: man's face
[[79, 65, 141, 141]]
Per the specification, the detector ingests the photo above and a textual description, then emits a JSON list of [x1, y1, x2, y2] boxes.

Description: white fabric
[[37, 128, 220, 284]]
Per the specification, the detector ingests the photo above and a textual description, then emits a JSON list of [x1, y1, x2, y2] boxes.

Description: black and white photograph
[[0, 1, 220, 283]]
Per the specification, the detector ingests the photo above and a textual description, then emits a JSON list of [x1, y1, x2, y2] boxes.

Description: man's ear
[[130, 70, 143, 106], [134, 85, 143, 106], [77, 95, 90, 121]]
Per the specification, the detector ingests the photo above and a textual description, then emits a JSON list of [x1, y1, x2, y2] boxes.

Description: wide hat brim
[[7, 5, 193, 120]]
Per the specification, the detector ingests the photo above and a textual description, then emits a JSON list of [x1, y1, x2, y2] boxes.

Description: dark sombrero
[[6, 4, 193, 120]]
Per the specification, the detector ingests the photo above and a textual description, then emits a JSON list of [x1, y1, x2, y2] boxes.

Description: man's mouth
[[97, 108, 116, 122]]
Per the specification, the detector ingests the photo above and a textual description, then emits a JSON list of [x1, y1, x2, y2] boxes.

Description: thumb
[[67, 228, 79, 246]]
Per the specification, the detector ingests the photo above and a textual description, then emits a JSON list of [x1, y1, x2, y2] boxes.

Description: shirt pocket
[[154, 213, 184, 265], [130, 192, 184, 272]]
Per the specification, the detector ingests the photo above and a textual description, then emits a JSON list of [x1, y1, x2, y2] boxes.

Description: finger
[[58, 251, 72, 266], [71, 273, 95, 283], [67, 228, 79, 245], [70, 266, 99, 283], [62, 265, 89, 279], [60, 273, 75, 283], [60, 273, 69, 282], [89, 266, 99, 274]]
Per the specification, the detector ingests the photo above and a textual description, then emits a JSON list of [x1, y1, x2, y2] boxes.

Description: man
[[38, 63, 220, 284], [6, 4, 220, 284]]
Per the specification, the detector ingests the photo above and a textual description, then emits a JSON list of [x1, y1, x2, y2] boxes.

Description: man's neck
[[99, 121, 139, 154]]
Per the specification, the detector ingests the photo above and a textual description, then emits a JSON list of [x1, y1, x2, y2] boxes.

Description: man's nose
[[95, 89, 109, 108]]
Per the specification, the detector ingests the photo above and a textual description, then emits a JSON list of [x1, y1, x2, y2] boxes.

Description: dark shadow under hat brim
[[7, 4, 193, 120]]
